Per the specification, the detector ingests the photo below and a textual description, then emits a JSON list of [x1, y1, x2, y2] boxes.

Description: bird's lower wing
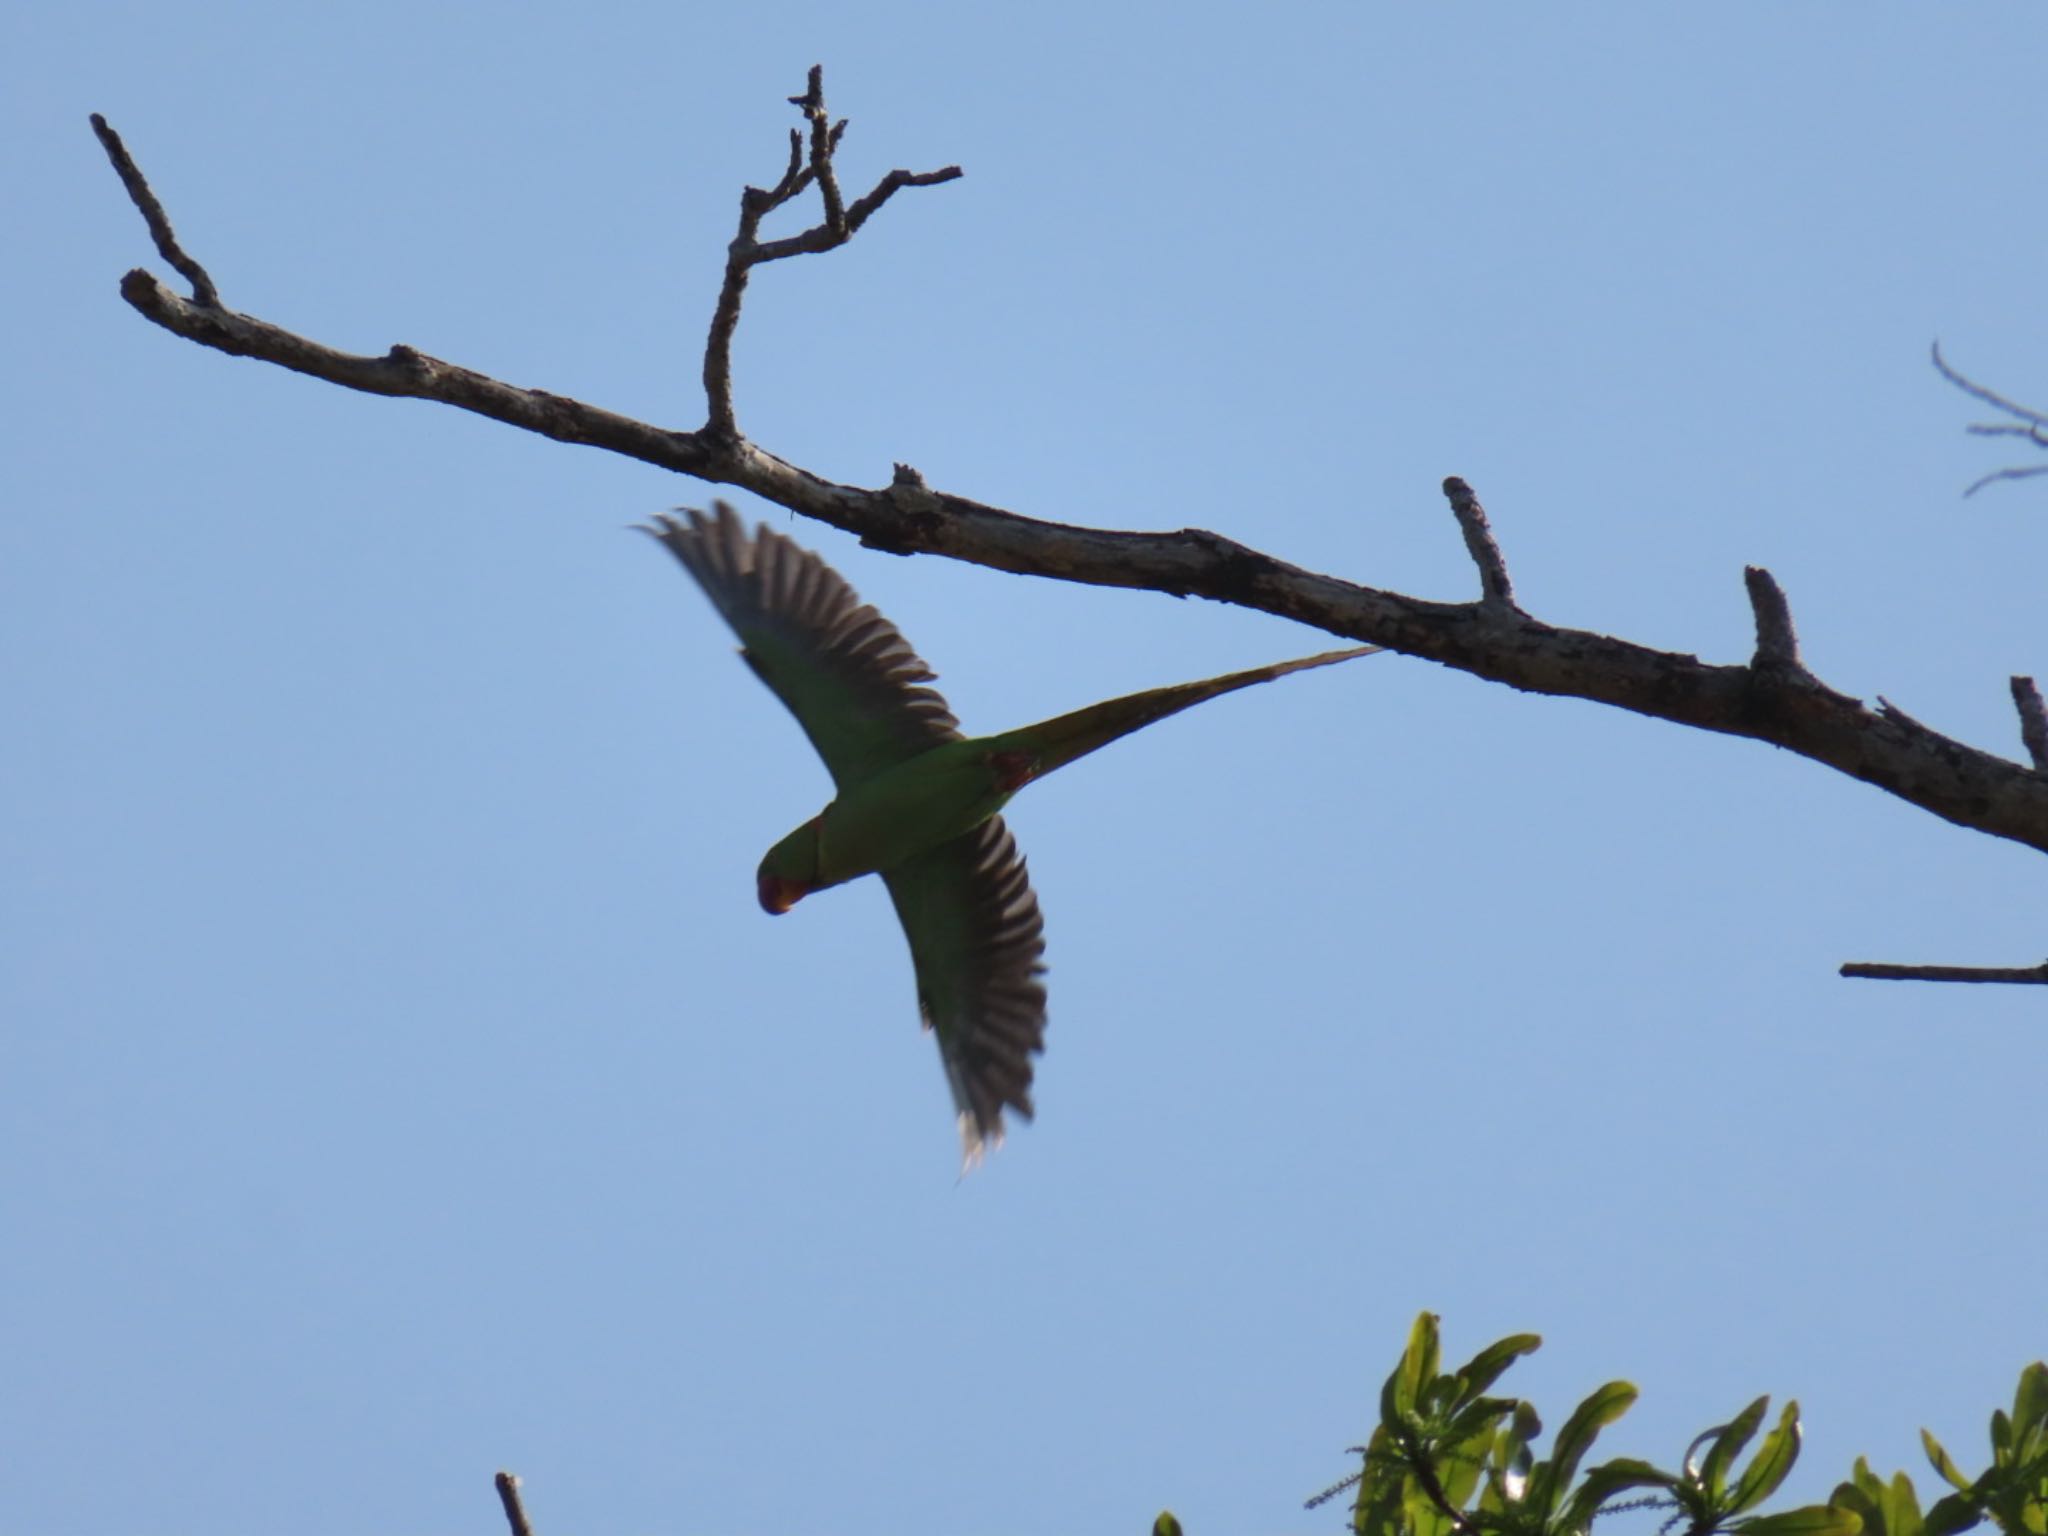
[[881, 816, 1048, 1167]]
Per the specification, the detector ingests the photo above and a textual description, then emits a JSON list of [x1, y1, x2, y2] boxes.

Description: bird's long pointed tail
[[997, 644, 1381, 782]]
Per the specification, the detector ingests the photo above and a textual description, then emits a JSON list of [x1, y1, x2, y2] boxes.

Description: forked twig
[[702, 64, 961, 437]]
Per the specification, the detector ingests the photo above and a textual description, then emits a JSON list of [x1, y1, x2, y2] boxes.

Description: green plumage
[[648, 502, 1377, 1165]]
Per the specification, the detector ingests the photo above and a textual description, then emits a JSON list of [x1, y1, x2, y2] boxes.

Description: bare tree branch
[[1932, 342, 2048, 496], [1841, 960, 2048, 984], [494, 1472, 536, 1536], [92, 78, 2048, 875]]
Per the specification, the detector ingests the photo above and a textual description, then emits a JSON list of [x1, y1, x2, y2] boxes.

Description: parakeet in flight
[[648, 503, 1377, 1165]]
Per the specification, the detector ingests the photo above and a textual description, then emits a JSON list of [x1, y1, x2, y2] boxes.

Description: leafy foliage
[[1154, 1316, 2046, 1536], [1863, 1361, 2048, 1536]]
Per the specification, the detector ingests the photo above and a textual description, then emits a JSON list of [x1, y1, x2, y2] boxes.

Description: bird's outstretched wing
[[882, 816, 1048, 1165], [645, 503, 962, 789]]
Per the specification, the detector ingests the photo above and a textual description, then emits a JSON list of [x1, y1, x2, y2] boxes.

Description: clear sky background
[[6, 5, 2044, 1534]]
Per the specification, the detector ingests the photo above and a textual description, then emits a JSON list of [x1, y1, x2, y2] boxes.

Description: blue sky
[[6, 5, 2045, 1534]]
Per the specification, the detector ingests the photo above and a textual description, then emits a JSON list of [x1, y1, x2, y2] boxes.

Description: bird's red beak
[[757, 873, 806, 915]]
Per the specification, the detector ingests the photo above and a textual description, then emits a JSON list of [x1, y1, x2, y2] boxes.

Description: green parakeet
[[649, 502, 1377, 1165]]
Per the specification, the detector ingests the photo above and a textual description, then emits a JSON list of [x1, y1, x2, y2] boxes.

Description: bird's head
[[756, 822, 822, 916]]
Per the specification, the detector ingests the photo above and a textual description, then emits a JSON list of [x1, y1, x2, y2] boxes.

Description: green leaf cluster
[[1151, 1318, 2045, 1536], [1323, 1311, 1819, 1536], [1836, 1362, 2048, 1536]]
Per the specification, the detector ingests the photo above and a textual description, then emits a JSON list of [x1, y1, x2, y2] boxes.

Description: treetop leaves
[[1322, 1321, 2036, 1536]]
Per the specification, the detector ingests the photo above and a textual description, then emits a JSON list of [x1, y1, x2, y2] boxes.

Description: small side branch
[[701, 65, 962, 438], [1931, 342, 2048, 496], [1841, 960, 2048, 984], [89, 113, 219, 307], [1743, 566, 1804, 671], [1441, 477, 1517, 610], [2012, 677, 2048, 772], [494, 1472, 537, 1536]]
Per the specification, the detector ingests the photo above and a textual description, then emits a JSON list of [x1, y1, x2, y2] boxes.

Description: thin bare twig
[[1931, 342, 2048, 496], [1962, 463, 2048, 497], [2012, 677, 2048, 773], [1841, 960, 2048, 984], [1441, 476, 1517, 610], [494, 1472, 536, 1536], [88, 114, 219, 307], [92, 88, 2048, 867]]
